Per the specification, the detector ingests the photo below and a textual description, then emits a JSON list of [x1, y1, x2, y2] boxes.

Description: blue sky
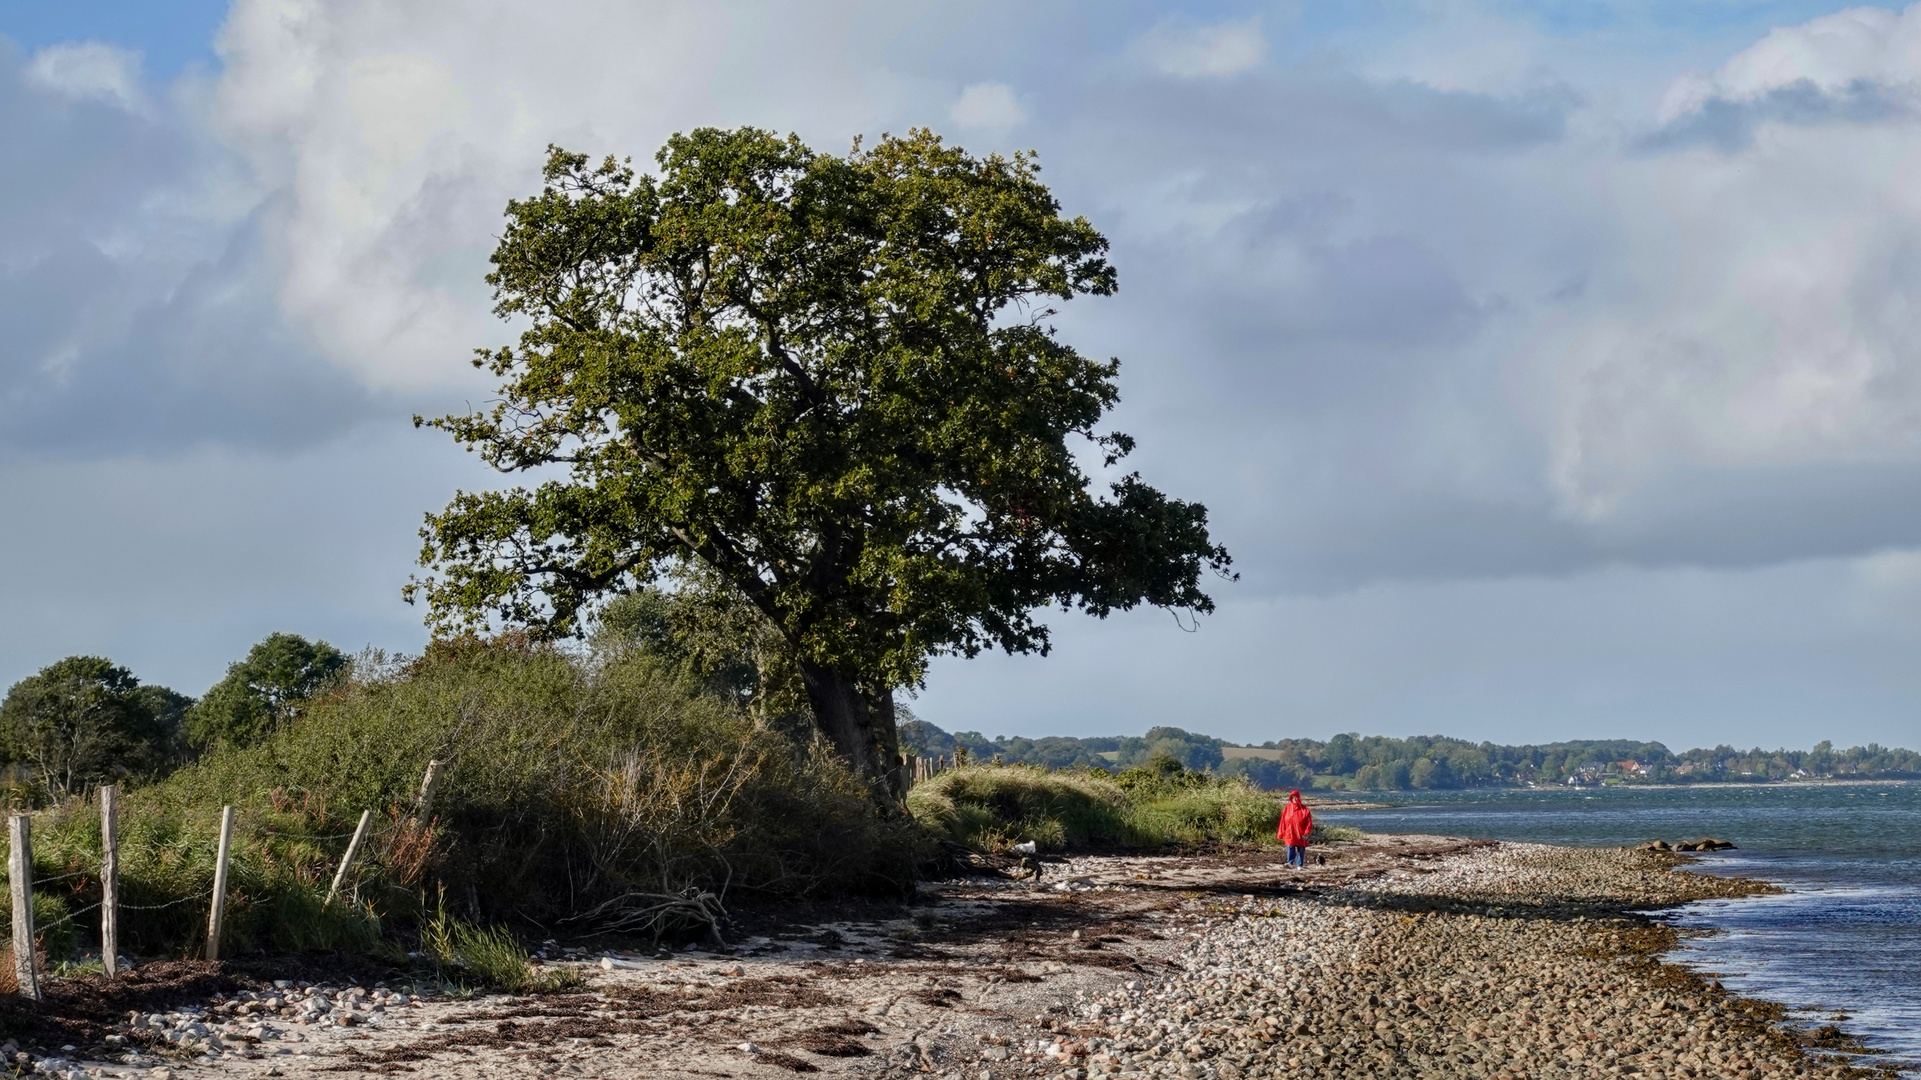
[[4, 0, 1921, 751]]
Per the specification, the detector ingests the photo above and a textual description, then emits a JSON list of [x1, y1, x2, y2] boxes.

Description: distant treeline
[[898, 718, 1921, 791]]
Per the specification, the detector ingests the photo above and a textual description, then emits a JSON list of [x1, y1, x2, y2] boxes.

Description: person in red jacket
[[1279, 790, 1312, 868]]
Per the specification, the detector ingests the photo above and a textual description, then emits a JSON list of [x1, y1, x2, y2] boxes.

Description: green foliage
[[16, 641, 922, 965], [901, 718, 1921, 790], [1117, 727, 1226, 772], [896, 713, 957, 759], [593, 581, 809, 731], [186, 632, 347, 749], [1218, 755, 1315, 791], [14, 795, 385, 963], [421, 891, 579, 993], [907, 761, 1289, 852], [1114, 753, 1208, 792], [0, 892, 81, 965], [408, 127, 1231, 784], [163, 641, 923, 925], [908, 765, 1133, 851], [1124, 784, 1282, 846], [0, 656, 185, 797]]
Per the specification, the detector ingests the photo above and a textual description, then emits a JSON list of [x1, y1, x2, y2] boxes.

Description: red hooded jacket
[[1278, 791, 1312, 846]]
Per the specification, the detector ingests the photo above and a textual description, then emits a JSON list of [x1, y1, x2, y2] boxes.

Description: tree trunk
[[798, 662, 904, 801]]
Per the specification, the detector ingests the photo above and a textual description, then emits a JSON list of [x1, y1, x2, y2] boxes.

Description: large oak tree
[[410, 128, 1231, 793]]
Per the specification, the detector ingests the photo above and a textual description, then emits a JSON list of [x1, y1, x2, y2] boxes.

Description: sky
[[4, 0, 1921, 752]]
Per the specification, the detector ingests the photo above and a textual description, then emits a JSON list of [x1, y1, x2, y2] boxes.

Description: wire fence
[[2, 759, 445, 994]]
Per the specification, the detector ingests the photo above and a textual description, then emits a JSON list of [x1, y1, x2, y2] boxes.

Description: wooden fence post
[[100, 785, 119, 977], [327, 809, 374, 903], [9, 815, 39, 1000], [205, 806, 235, 962], [414, 759, 445, 821]]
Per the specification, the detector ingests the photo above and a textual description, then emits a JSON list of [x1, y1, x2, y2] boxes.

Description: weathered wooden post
[[327, 809, 374, 903], [205, 806, 235, 962], [100, 785, 120, 977], [414, 759, 445, 821], [9, 815, 39, 1000]]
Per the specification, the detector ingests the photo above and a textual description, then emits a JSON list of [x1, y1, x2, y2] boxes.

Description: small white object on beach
[[599, 956, 644, 971]]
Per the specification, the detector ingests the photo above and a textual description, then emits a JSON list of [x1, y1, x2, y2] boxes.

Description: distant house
[[1616, 761, 1646, 774]]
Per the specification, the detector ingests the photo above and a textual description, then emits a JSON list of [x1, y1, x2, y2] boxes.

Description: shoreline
[[1315, 778, 1916, 796], [0, 836, 1901, 1079]]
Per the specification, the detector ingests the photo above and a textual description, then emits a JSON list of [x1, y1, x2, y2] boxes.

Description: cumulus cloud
[[1536, 5, 1921, 521], [25, 41, 146, 111], [15, 1, 1921, 743], [1648, 5, 1921, 150], [949, 81, 1026, 130], [204, 0, 897, 392], [1658, 6, 1921, 122], [1133, 17, 1266, 79], [0, 41, 376, 459]]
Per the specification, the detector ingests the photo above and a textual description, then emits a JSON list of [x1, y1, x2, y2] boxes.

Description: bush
[[13, 641, 926, 964], [908, 765, 1134, 850], [907, 761, 1293, 852]]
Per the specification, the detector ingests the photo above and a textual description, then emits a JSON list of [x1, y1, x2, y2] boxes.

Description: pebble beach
[[1076, 844, 1877, 1080], [4, 837, 1894, 1080]]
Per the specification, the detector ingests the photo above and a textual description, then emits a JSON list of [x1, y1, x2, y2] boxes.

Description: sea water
[[1317, 782, 1921, 1071]]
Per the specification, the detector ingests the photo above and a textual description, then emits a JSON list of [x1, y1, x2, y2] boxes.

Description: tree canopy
[[410, 127, 1231, 789], [0, 656, 184, 796], [186, 632, 348, 749]]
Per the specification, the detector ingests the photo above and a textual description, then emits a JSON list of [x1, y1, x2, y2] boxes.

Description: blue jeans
[[1286, 845, 1305, 867]]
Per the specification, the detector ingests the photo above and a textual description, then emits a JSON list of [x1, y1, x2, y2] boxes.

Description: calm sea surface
[[1317, 783, 1921, 1071]]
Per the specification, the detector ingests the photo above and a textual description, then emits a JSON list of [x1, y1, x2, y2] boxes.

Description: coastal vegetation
[[3, 639, 921, 966], [0, 633, 1905, 984], [900, 720, 1921, 790], [905, 756, 1329, 852]]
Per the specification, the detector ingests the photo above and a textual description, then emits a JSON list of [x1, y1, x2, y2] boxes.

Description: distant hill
[[896, 714, 1920, 791]]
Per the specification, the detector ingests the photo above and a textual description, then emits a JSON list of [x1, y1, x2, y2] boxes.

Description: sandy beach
[[6, 835, 1898, 1080]]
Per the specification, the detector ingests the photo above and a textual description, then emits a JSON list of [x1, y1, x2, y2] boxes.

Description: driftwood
[[561, 886, 729, 944]]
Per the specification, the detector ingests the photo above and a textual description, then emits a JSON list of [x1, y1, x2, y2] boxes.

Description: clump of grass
[[1312, 824, 1363, 843], [907, 765, 1133, 851], [1109, 754, 1287, 845], [907, 758, 1296, 852], [421, 890, 579, 993], [1123, 784, 1282, 845]]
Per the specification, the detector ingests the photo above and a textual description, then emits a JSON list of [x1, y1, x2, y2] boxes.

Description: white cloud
[[1538, 7, 1921, 518], [949, 81, 1026, 130], [25, 42, 146, 112], [1134, 17, 1266, 79], [18, 0, 1921, 745], [1659, 5, 1921, 123], [205, 0, 891, 392]]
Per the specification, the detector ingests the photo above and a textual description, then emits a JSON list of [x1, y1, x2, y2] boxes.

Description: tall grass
[[906, 761, 1305, 852], [908, 766, 1134, 849], [7, 641, 924, 968]]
